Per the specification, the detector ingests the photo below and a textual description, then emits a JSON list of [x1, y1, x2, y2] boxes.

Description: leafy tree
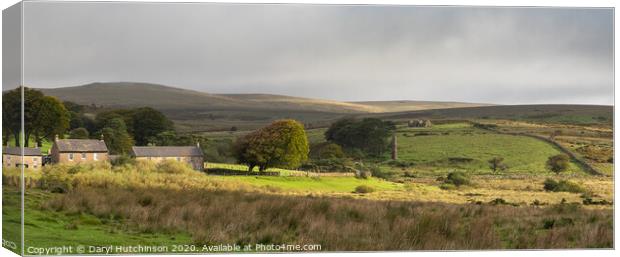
[[68, 111, 84, 129], [2, 87, 21, 145], [95, 111, 131, 132], [100, 118, 134, 154], [2, 87, 69, 146], [325, 118, 396, 156], [131, 107, 173, 145], [95, 107, 173, 146], [150, 131, 207, 147], [234, 119, 309, 171], [310, 142, 345, 160], [69, 128, 90, 139], [546, 154, 570, 174], [62, 101, 85, 113], [28, 95, 70, 146], [488, 157, 508, 173]]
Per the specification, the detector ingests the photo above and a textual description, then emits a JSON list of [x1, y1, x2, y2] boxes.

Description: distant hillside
[[352, 100, 492, 112], [36, 82, 500, 131], [38, 82, 486, 114], [372, 104, 613, 125], [36, 82, 611, 130]]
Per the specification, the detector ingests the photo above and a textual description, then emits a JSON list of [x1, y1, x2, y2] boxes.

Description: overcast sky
[[21, 2, 613, 105]]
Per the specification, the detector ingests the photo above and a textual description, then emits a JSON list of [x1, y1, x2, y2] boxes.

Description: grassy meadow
[[388, 123, 582, 175], [2, 104, 614, 252]]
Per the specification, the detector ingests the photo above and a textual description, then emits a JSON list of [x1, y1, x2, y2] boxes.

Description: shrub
[[155, 160, 194, 174], [582, 198, 612, 205], [472, 123, 498, 130], [444, 171, 470, 187], [111, 155, 136, 166], [448, 157, 474, 164], [403, 171, 416, 178], [302, 158, 351, 173], [385, 159, 415, 168], [487, 157, 508, 173], [40, 163, 111, 193], [546, 154, 570, 174], [355, 163, 391, 179], [357, 170, 372, 179], [439, 183, 457, 190], [369, 165, 393, 180], [41, 168, 73, 193], [488, 198, 519, 206], [309, 142, 345, 160], [354, 185, 375, 194], [543, 179, 585, 193]]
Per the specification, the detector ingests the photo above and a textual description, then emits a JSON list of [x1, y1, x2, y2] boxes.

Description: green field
[[213, 176, 400, 193], [390, 123, 581, 174]]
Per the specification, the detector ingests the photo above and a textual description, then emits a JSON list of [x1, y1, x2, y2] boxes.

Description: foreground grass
[[3, 187, 192, 254], [2, 159, 613, 252], [24, 186, 612, 250]]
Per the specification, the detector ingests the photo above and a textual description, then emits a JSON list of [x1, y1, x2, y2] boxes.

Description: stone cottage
[[131, 144, 204, 171], [50, 137, 109, 164], [2, 146, 43, 169]]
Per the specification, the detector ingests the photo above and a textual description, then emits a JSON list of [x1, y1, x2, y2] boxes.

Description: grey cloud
[[21, 2, 613, 105]]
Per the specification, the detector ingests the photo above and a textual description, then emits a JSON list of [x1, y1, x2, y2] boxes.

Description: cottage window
[[94, 153, 98, 160], [69, 153, 74, 161], [81, 153, 87, 160]]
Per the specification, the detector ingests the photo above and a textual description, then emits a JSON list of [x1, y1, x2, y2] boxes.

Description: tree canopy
[[2, 87, 69, 147], [309, 142, 345, 160], [69, 128, 90, 139], [234, 119, 309, 171], [324, 118, 396, 156], [100, 118, 134, 155], [95, 107, 173, 146]]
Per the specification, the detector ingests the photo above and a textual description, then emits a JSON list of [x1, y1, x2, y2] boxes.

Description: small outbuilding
[[2, 146, 43, 169], [408, 119, 433, 128], [131, 145, 204, 171]]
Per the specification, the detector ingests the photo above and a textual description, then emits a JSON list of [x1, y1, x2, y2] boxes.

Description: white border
[[0, 1, 617, 257]]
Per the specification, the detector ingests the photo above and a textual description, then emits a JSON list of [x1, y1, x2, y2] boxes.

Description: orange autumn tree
[[234, 119, 309, 172]]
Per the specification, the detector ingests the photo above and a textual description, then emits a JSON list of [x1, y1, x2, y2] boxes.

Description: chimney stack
[[100, 134, 104, 141], [54, 134, 59, 142], [196, 141, 200, 148]]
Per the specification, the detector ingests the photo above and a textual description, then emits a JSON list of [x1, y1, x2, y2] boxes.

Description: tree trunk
[[24, 131, 31, 147], [3, 132, 9, 146], [13, 132, 19, 147]]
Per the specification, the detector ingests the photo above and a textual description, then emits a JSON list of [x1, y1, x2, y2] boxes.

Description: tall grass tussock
[[42, 186, 613, 250]]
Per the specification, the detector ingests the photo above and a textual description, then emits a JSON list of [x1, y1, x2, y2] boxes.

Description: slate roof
[[54, 139, 109, 153], [131, 146, 203, 157], [3, 146, 42, 156]]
